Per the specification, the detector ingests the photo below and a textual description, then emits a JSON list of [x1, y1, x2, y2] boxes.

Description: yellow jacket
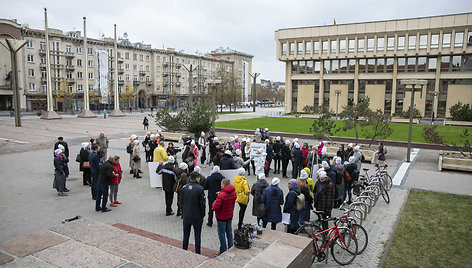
[[303, 167, 314, 196], [153, 145, 169, 162], [233, 175, 250, 205]]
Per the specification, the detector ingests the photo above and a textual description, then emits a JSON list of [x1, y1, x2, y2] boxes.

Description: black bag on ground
[[234, 225, 253, 249]]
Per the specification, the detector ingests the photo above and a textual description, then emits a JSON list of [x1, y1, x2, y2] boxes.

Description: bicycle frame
[[312, 225, 346, 254]]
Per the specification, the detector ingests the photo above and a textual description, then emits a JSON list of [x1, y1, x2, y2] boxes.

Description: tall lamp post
[[428, 91, 438, 125], [401, 79, 428, 162], [335, 89, 342, 119], [182, 64, 198, 108], [207, 79, 221, 132], [249, 72, 260, 112]]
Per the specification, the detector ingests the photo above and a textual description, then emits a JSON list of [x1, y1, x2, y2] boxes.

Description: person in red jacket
[[212, 178, 237, 254], [109, 156, 123, 207]]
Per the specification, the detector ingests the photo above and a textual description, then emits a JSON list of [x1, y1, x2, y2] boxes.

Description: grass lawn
[[215, 117, 469, 144], [383, 190, 472, 267]]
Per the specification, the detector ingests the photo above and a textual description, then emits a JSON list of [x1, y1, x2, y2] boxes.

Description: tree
[[310, 106, 339, 142], [339, 97, 373, 141], [120, 83, 136, 108], [155, 108, 186, 131], [449, 102, 472, 121], [186, 103, 213, 137], [422, 126, 470, 157], [54, 80, 74, 113], [362, 109, 393, 147]]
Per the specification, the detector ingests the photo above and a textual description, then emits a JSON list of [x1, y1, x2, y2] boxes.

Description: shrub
[[449, 102, 472, 121]]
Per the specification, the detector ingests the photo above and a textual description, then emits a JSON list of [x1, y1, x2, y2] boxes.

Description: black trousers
[[262, 221, 277, 230], [274, 158, 281, 173], [82, 168, 91, 185], [183, 217, 203, 254], [282, 159, 290, 177], [95, 184, 109, 211], [292, 162, 302, 179], [207, 197, 216, 225], [201, 147, 206, 165], [164, 191, 174, 214], [238, 203, 247, 229]]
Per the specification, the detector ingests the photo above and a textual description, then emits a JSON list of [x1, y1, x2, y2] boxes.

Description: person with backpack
[[333, 157, 345, 207], [298, 173, 313, 225], [127, 135, 137, 174], [233, 168, 250, 229], [143, 116, 149, 130], [261, 177, 284, 230], [377, 142, 387, 166], [343, 157, 357, 204], [251, 173, 269, 227], [283, 179, 302, 234], [313, 171, 335, 230]]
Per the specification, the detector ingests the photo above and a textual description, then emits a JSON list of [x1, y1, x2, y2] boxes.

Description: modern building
[[0, 18, 252, 112], [275, 13, 472, 118]]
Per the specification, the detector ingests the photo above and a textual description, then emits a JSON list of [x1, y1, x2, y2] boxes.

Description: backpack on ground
[[234, 224, 253, 249], [126, 143, 133, 154], [294, 191, 305, 210]]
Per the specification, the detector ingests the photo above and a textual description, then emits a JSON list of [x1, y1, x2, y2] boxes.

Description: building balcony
[[39, 49, 46, 55], [139, 70, 146, 76], [146, 81, 152, 86], [64, 52, 75, 57], [66, 65, 75, 70], [176, 73, 181, 77], [118, 80, 124, 85], [50, 50, 63, 55], [41, 77, 47, 83], [40, 63, 46, 69], [163, 72, 169, 77], [118, 57, 124, 63], [118, 68, 124, 74], [176, 82, 181, 87], [163, 62, 168, 67], [51, 63, 63, 68], [66, 78, 75, 84], [133, 80, 140, 85]]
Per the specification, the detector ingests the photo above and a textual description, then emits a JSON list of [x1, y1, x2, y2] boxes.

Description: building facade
[[0, 19, 252, 111], [275, 13, 472, 118]]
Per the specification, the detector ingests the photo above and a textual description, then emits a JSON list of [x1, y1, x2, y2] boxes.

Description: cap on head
[[295, 143, 300, 149], [214, 137, 219, 141], [276, 136, 281, 141], [354, 145, 360, 151], [303, 167, 311, 176], [225, 150, 232, 155], [179, 162, 188, 170], [237, 167, 246, 175], [131, 134, 137, 140], [265, 139, 269, 143], [212, 165, 220, 174], [285, 139, 291, 145], [300, 170, 308, 179], [201, 131, 205, 137], [235, 149, 241, 155], [272, 177, 280, 185], [168, 156, 175, 163], [194, 166, 201, 174], [293, 138, 298, 142], [322, 161, 330, 168], [265, 128, 268, 131], [319, 171, 328, 178], [150, 134, 156, 138], [190, 140, 195, 146], [289, 179, 298, 187], [258, 173, 265, 180], [348, 143, 353, 148], [335, 157, 342, 165]]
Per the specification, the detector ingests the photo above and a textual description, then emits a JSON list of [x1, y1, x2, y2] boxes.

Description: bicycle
[[359, 169, 390, 204]]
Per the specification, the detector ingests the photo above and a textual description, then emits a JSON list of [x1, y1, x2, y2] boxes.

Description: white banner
[[148, 162, 163, 188], [249, 143, 266, 159], [219, 169, 239, 182], [95, 50, 109, 104]]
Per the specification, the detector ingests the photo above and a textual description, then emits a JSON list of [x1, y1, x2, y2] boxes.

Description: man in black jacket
[[96, 156, 114, 212], [204, 165, 224, 227], [219, 150, 237, 170], [281, 139, 291, 178], [156, 156, 177, 216], [54, 137, 69, 158], [180, 171, 206, 254], [272, 136, 282, 174], [89, 144, 101, 200], [292, 143, 305, 179]]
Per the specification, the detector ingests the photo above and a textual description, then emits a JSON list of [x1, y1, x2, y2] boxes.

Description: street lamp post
[[182, 64, 199, 108], [401, 79, 428, 162], [429, 91, 438, 125], [249, 72, 260, 112], [207, 79, 221, 132], [335, 89, 342, 119]]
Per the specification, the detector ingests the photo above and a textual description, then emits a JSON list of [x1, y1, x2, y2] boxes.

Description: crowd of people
[[51, 128, 388, 255]]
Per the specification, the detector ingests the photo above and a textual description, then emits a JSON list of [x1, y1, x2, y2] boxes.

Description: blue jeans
[[298, 201, 311, 225], [343, 181, 352, 202], [217, 219, 233, 253], [96, 184, 109, 211], [182, 217, 203, 254]]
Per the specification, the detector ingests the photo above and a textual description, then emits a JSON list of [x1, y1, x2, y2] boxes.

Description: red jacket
[[110, 163, 122, 185], [212, 184, 237, 221], [302, 146, 309, 166]]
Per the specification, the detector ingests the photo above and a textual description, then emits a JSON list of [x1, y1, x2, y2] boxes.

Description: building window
[[88, 47, 93, 55], [451, 55, 462, 71], [140, 55, 144, 61], [418, 35, 427, 49], [42, 85, 47, 92], [348, 39, 355, 52], [41, 56, 46, 64], [29, 83, 36, 91], [408, 35, 417, 50], [297, 42, 303, 55], [146, 55, 150, 62], [305, 42, 311, 54], [88, 60, 93, 67], [430, 34, 439, 49], [156, 55, 160, 62], [314, 61, 320, 73], [157, 76, 161, 82], [339, 40, 346, 53], [331, 60, 339, 73], [387, 37, 394, 51], [77, 47, 82, 54], [418, 57, 427, 72], [289, 43, 295, 55], [28, 69, 35, 77], [314, 41, 320, 53], [407, 57, 416, 72], [323, 60, 330, 73], [306, 61, 313, 73], [367, 38, 374, 52], [77, 72, 83, 79], [125, 63, 130, 70], [398, 36, 405, 50], [386, 58, 394, 73], [125, 52, 130, 59], [454, 32, 464, 47], [118, 75, 122, 81], [26, 39, 33, 48], [156, 66, 160, 72], [358, 39, 365, 52], [348, 59, 356, 73], [367, 59, 375, 73], [77, 59, 82, 66], [443, 33, 451, 48], [428, 57, 437, 72], [397, 58, 406, 72], [358, 59, 366, 73], [27, 54, 34, 62], [66, 45, 72, 53], [139, 65, 144, 71], [163, 57, 167, 62], [133, 54, 137, 60], [88, 72, 93, 79], [66, 59, 72, 66], [134, 75, 138, 81], [78, 85, 83, 91], [441, 56, 450, 72], [330, 40, 337, 53], [146, 65, 150, 71], [377, 37, 384, 51], [133, 64, 137, 70], [339, 59, 347, 73], [468, 32, 472, 46], [322, 41, 328, 53], [376, 58, 385, 73], [41, 70, 46, 78], [126, 75, 130, 81], [140, 76, 144, 82]]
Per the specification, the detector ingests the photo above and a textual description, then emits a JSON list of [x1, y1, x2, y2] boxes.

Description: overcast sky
[[1, 0, 470, 82]]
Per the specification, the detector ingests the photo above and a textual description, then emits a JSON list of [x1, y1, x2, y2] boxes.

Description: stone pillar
[[391, 57, 398, 116], [78, 17, 96, 118], [110, 24, 124, 117]]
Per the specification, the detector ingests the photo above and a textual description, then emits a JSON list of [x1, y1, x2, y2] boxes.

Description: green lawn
[[384, 190, 472, 267], [215, 117, 468, 144]]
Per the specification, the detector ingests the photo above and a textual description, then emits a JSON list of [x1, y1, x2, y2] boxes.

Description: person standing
[[251, 173, 269, 226], [132, 140, 142, 179], [336, 144, 347, 163], [143, 116, 149, 130], [265, 139, 274, 174], [175, 162, 189, 217], [212, 178, 237, 254], [181, 171, 206, 254], [272, 136, 282, 174], [352, 146, 363, 177], [198, 132, 207, 167], [79, 142, 91, 186], [96, 156, 114, 212], [109, 156, 123, 207], [156, 156, 177, 216], [292, 143, 305, 179], [281, 140, 291, 178], [96, 132, 109, 162], [261, 177, 284, 230], [127, 135, 137, 174], [244, 140, 255, 175], [301, 142, 309, 168], [283, 179, 301, 234], [191, 140, 199, 168], [233, 167, 250, 229], [53, 149, 67, 196], [54, 137, 69, 159], [89, 144, 100, 200], [204, 166, 224, 227], [377, 142, 386, 166], [298, 174, 313, 225], [153, 140, 169, 163], [313, 171, 336, 230]]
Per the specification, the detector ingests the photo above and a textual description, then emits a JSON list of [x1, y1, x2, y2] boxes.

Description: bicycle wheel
[[382, 174, 393, 191], [381, 184, 390, 203], [331, 229, 358, 265], [295, 222, 322, 238], [351, 223, 368, 254]]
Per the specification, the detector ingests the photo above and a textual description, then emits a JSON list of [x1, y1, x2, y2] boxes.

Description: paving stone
[[0, 256, 55, 268], [0, 230, 68, 257], [98, 233, 207, 268], [254, 242, 301, 268], [0, 251, 14, 266], [50, 218, 127, 246], [117, 261, 144, 268], [33, 240, 125, 268], [197, 259, 239, 268]]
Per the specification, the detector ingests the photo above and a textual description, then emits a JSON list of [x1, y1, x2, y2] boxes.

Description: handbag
[[83, 161, 90, 168], [75, 153, 81, 163], [344, 170, 352, 183], [257, 203, 267, 218], [132, 155, 139, 162]]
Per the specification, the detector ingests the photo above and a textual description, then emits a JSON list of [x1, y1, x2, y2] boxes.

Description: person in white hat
[[127, 135, 138, 174], [352, 145, 363, 174], [132, 140, 142, 179], [255, 150, 267, 176], [313, 170, 336, 230], [272, 136, 283, 175], [233, 167, 250, 229], [233, 149, 245, 169], [53, 148, 67, 196], [254, 128, 262, 143], [79, 142, 92, 186], [281, 139, 291, 178], [292, 142, 305, 179], [260, 177, 284, 230], [198, 132, 208, 167]]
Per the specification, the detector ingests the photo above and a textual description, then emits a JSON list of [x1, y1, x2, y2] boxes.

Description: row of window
[[291, 55, 471, 74], [282, 31, 472, 55]]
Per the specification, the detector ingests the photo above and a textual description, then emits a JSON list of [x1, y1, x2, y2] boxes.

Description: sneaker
[[110, 203, 117, 207], [102, 208, 111, 212], [114, 201, 122, 204], [58, 193, 67, 196], [136, 175, 142, 179], [64, 188, 70, 192], [130, 170, 134, 174]]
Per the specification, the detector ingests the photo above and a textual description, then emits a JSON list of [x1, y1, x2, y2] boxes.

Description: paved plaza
[[0, 108, 470, 267]]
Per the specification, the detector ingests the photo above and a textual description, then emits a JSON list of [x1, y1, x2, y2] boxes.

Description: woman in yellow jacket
[[302, 168, 314, 196], [233, 167, 250, 229]]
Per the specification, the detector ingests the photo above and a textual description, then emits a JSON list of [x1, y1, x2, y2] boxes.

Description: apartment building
[[275, 13, 472, 118], [0, 18, 249, 111]]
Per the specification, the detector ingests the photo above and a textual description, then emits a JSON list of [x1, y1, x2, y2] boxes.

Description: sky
[[1, 0, 471, 82]]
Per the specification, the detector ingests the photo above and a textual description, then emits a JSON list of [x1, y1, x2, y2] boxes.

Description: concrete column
[[77, 17, 96, 118], [433, 55, 441, 117], [391, 57, 398, 116], [110, 24, 124, 117], [353, 58, 359, 104], [319, 60, 324, 107], [284, 62, 292, 113]]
